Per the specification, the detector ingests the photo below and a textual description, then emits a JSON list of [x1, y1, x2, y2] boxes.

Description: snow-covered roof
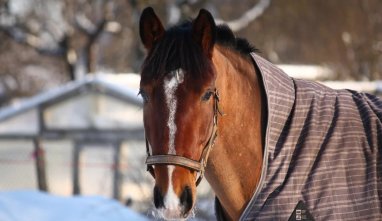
[[0, 74, 142, 122], [0, 74, 144, 138]]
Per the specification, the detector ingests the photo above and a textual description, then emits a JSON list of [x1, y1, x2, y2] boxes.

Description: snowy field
[[0, 190, 150, 221]]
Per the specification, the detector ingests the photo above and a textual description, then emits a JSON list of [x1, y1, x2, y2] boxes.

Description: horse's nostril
[[153, 186, 164, 208], [180, 186, 193, 212]]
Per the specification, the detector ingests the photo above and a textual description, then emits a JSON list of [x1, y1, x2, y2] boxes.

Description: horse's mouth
[[157, 207, 192, 220]]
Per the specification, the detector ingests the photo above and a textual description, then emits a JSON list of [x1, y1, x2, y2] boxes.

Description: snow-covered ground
[[0, 190, 151, 221]]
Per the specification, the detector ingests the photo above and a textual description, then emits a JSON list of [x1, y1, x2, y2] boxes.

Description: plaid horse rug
[[229, 54, 382, 221]]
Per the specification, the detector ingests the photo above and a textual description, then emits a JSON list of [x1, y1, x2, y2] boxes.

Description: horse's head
[[139, 7, 218, 219]]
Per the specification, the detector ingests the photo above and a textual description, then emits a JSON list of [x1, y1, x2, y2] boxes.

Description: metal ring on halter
[[144, 89, 222, 186]]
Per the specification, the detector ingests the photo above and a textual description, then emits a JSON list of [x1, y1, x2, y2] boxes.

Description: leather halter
[[145, 89, 222, 186]]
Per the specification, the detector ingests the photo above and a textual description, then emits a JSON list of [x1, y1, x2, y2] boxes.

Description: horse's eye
[[202, 91, 213, 101], [138, 89, 149, 103]]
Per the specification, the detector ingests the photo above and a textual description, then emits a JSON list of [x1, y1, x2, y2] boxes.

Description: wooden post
[[112, 141, 122, 201], [72, 141, 82, 195], [33, 138, 48, 191]]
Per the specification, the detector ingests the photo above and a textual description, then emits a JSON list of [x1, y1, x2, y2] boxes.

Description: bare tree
[[0, 0, 122, 80], [0, 0, 131, 103], [0, 0, 381, 104]]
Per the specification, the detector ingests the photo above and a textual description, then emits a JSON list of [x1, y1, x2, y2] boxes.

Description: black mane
[[141, 21, 258, 82], [215, 24, 259, 56]]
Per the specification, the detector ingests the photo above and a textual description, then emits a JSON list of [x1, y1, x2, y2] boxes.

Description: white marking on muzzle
[[164, 165, 180, 208], [156, 165, 183, 220]]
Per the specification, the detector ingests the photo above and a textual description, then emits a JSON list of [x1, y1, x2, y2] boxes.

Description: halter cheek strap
[[145, 89, 222, 186]]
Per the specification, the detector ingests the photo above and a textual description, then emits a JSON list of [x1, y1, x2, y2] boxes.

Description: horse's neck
[[205, 48, 264, 220]]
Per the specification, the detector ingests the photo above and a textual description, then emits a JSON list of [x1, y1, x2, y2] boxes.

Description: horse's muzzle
[[153, 185, 194, 219]]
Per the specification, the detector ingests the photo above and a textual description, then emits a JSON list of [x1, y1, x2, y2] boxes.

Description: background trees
[[0, 0, 381, 104]]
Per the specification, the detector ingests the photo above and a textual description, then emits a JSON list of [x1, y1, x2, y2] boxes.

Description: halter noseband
[[145, 89, 222, 186]]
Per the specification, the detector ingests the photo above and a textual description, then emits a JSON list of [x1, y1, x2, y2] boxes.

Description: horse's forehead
[[165, 68, 185, 83], [159, 68, 205, 93], [141, 62, 214, 94]]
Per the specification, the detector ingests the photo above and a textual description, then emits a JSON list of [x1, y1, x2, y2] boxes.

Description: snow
[[0, 190, 151, 221], [277, 64, 333, 80]]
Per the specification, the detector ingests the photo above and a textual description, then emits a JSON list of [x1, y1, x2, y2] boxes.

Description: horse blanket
[[228, 53, 382, 220]]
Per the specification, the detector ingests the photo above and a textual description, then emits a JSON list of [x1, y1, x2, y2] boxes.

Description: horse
[[139, 7, 382, 221]]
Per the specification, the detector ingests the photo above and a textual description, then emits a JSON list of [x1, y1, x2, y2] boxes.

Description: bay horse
[[139, 7, 382, 221]]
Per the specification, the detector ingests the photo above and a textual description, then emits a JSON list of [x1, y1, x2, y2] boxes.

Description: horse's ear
[[139, 7, 165, 51], [192, 9, 216, 57]]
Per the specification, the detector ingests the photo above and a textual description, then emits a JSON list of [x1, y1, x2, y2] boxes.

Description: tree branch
[[75, 14, 97, 35], [215, 0, 271, 32]]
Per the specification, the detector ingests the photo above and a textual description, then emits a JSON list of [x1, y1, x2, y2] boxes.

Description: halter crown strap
[[144, 89, 222, 186]]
